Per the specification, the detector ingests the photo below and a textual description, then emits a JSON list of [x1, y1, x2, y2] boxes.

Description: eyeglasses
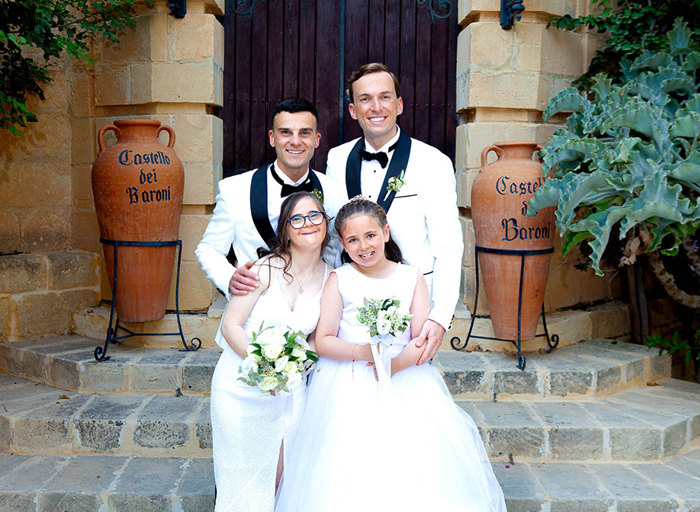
[[287, 211, 327, 229]]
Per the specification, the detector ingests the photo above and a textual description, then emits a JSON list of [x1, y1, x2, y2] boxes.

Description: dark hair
[[273, 97, 319, 123], [346, 63, 401, 103], [334, 198, 403, 264], [262, 191, 330, 282]]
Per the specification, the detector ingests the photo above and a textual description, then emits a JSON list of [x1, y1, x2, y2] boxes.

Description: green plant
[[648, 329, 700, 365], [527, 19, 700, 307], [549, 0, 700, 87], [0, 0, 145, 136]]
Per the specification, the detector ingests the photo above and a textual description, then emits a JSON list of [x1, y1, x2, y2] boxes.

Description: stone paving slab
[[0, 336, 670, 399], [0, 454, 214, 512], [2, 371, 697, 462], [459, 379, 700, 462], [0, 451, 698, 511], [0, 335, 222, 395], [1, 374, 211, 458], [439, 338, 671, 400]]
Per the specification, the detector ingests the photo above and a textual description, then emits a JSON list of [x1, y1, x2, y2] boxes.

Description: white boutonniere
[[384, 170, 405, 201], [311, 188, 324, 204]]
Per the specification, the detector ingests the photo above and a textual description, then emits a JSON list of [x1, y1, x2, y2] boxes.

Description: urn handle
[[157, 125, 176, 148], [97, 124, 120, 155], [480, 144, 505, 169]]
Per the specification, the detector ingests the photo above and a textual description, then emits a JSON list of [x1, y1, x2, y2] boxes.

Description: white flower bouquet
[[238, 323, 318, 395], [357, 298, 412, 338]]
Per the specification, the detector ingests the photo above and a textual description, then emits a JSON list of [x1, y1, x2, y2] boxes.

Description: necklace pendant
[[299, 286, 304, 294]]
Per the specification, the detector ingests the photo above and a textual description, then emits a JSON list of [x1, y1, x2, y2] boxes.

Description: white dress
[[210, 264, 330, 512], [276, 263, 506, 512]]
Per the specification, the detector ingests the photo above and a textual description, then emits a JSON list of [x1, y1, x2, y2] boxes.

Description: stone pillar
[[453, 0, 626, 351], [85, 0, 225, 313]]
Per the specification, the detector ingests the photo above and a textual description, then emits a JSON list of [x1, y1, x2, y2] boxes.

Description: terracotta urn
[[471, 141, 556, 341], [92, 119, 184, 322]]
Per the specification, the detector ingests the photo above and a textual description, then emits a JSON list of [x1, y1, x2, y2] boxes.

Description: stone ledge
[[447, 301, 631, 354], [73, 306, 219, 349], [0, 335, 221, 395], [439, 338, 671, 400]]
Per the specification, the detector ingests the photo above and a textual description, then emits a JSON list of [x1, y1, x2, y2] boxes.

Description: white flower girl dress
[[276, 263, 506, 511]]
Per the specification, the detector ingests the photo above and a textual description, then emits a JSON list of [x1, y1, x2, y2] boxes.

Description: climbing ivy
[[549, 0, 700, 87], [0, 0, 148, 136]]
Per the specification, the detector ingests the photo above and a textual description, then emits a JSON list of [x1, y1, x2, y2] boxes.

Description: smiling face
[[269, 111, 321, 180], [348, 71, 403, 150], [284, 195, 328, 252], [339, 213, 390, 269]]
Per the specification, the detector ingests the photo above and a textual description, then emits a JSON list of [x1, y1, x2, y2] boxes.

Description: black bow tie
[[270, 165, 315, 197], [359, 141, 398, 169]]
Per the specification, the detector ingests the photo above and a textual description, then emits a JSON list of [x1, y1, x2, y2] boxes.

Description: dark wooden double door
[[222, 0, 458, 177]]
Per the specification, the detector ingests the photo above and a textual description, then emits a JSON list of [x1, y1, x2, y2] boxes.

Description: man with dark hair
[[196, 97, 342, 299], [326, 62, 464, 365]]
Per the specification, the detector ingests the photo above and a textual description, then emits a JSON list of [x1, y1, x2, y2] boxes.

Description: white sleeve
[[318, 173, 346, 268], [422, 152, 464, 329], [195, 181, 237, 299]]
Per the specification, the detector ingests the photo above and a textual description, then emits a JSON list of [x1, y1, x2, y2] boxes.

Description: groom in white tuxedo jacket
[[196, 98, 343, 301], [326, 63, 464, 364]]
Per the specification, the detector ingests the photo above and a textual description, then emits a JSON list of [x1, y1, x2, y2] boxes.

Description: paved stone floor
[[0, 336, 698, 511], [0, 449, 699, 511]]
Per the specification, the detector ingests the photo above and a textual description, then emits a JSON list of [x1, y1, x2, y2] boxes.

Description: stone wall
[[82, 0, 224, 312], [0, 252, 100, 341], [452, 0, 624, 349], [0, 1, 223, 343]]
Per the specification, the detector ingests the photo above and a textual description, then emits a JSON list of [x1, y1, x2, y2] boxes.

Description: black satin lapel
[[250, 164, 276, 248], [377, 131, 412, 212], [345, 138, 364, 199], [309, 171, 324, 199]]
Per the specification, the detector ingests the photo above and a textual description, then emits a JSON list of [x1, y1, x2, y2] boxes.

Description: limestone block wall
[[0, 55, 74, 255], [0, 252, 100, 341], [454, 1, 622, 346], [75, 0, 225, 312]]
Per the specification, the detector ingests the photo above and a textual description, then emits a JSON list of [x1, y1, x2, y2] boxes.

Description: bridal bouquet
[[238, 323, 318, 395], [357, 297, 412, 339]]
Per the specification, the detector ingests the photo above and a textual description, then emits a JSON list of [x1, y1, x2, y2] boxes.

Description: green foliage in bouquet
[[527, 19, 700, 278], [238, 323, 318, 395], [356, 297, 412, 338]]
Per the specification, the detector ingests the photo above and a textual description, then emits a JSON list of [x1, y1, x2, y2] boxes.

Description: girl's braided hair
[[334, 197, 404, 264]]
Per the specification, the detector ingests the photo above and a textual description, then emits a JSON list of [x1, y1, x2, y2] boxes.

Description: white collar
[[272, 160, 310, 185], [364, 126, 401, 153]]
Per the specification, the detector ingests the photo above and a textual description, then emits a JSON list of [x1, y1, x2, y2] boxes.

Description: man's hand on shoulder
[[229, 261, 260, 296], [413, 319, 446, 365]]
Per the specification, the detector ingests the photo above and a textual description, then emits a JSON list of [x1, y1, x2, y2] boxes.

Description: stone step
[[2, 372, 697, 462], [0, 335, 221, 395], [0, 448, 698, 511], [458, 378, 700, 463], [0, 453, 214, 512], [0, 336, 671, 399], [0, 373, 211, 458], [440, 338, 671, 400]]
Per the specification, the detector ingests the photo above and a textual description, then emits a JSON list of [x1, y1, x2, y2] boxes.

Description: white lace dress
[[276, 263, 507, 512], [210, 264, 330, 512]]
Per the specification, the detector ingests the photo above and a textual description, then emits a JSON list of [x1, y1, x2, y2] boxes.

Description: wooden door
[[222, 0, 458, 177]]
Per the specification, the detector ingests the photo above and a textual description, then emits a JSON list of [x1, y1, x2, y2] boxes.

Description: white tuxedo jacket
[[196, 166, 343, 300], [326, 136, 464, 329]]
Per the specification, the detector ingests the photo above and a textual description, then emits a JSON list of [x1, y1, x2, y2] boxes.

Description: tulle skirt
[[276, 356, 506, 512]]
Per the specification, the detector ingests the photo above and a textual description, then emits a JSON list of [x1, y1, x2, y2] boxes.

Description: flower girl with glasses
[[276, 197, 506, 512], [210, 192, 331, 512]]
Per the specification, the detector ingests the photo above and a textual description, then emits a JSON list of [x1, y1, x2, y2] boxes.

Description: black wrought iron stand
[[94, 238, 202, 361], [450, 246, 559, 370]]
